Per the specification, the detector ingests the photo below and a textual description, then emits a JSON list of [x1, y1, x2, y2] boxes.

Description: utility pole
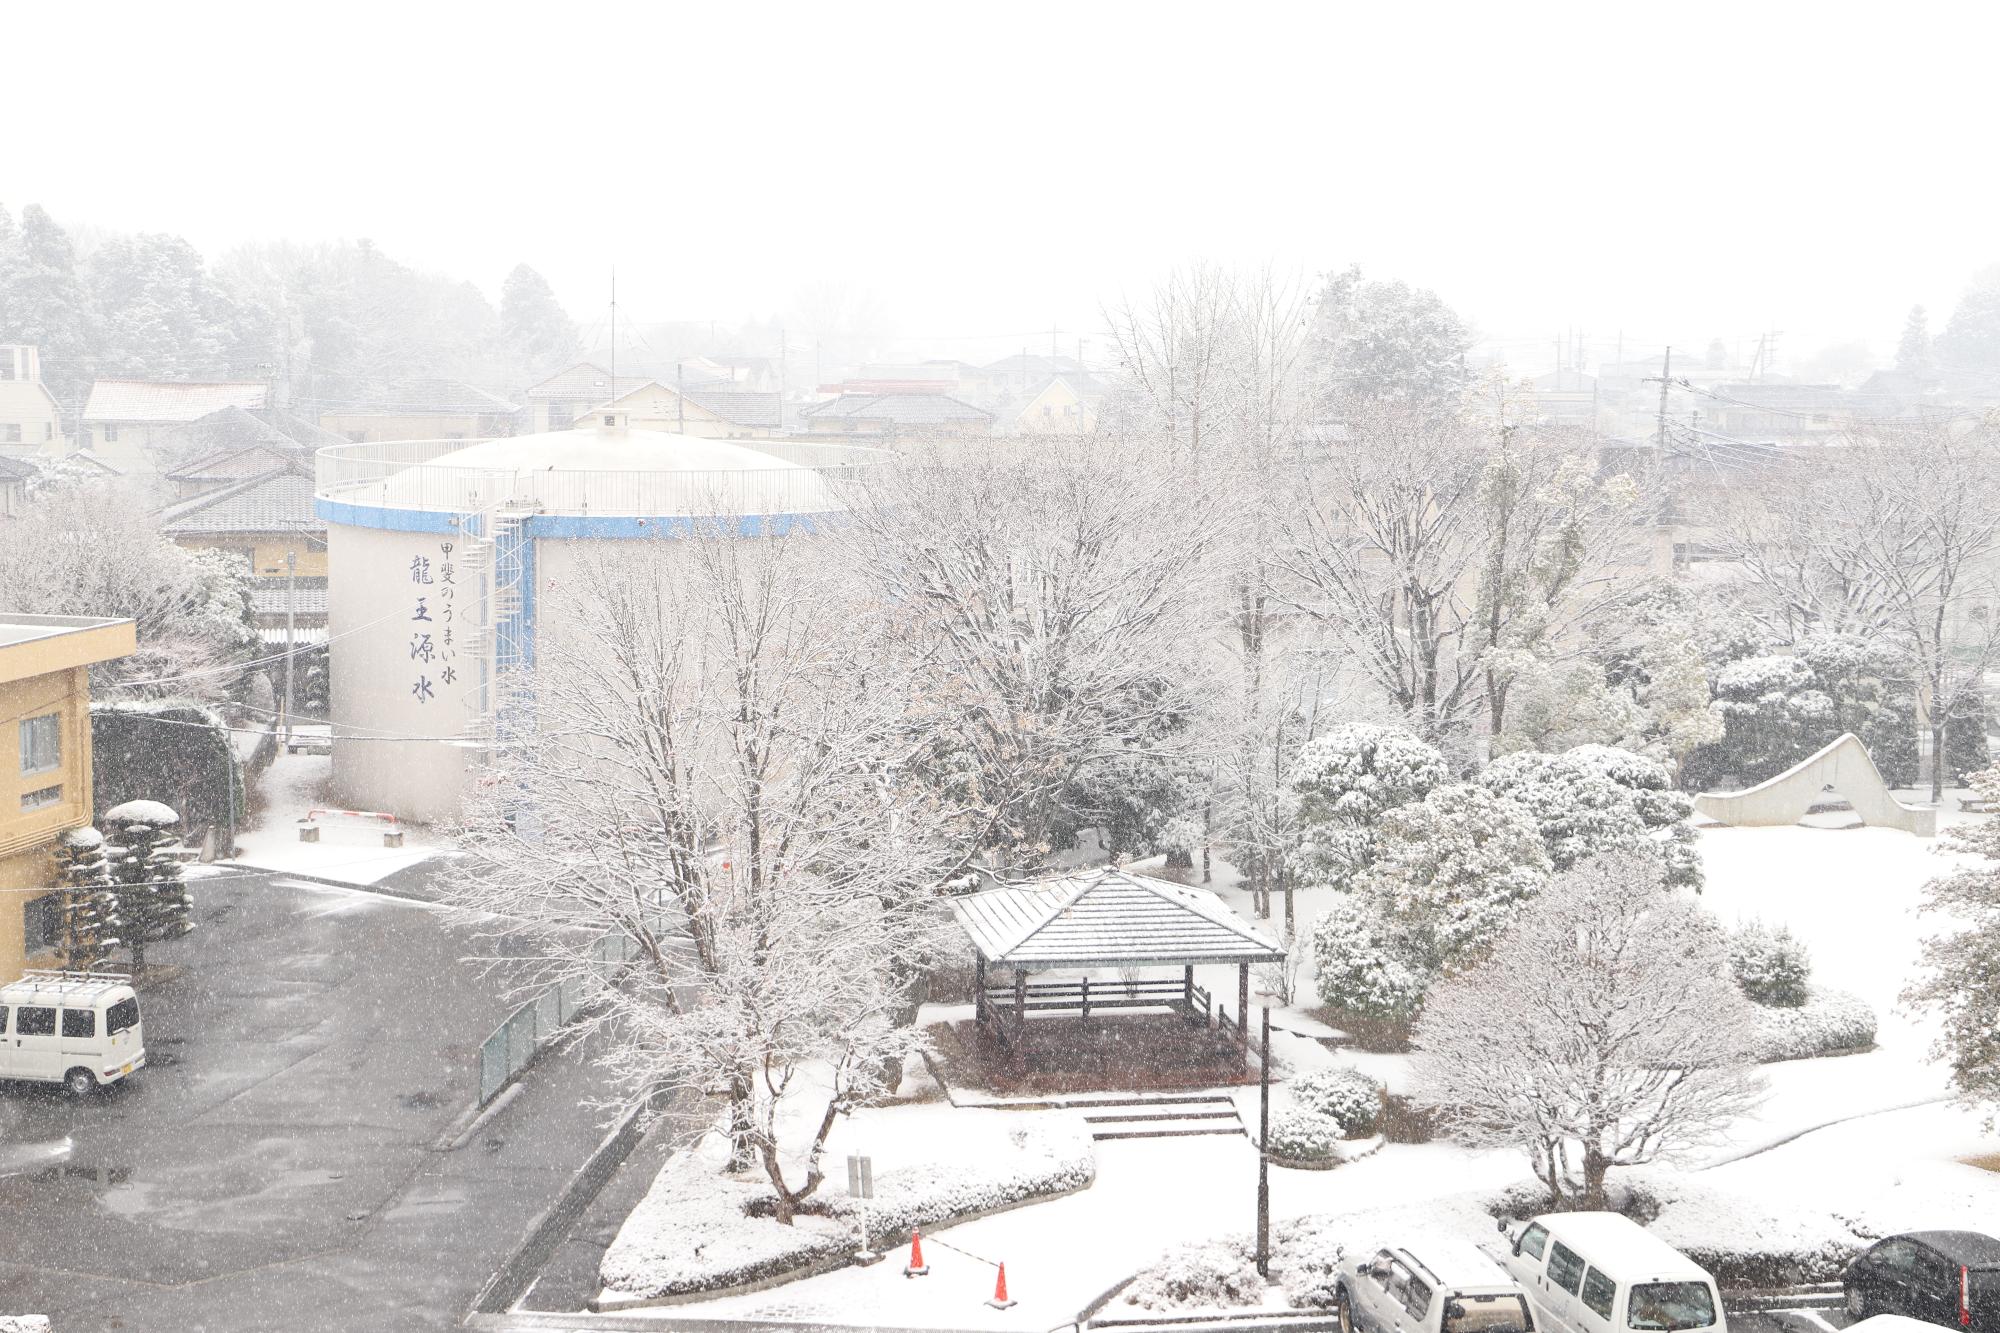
[[677, 362, 685, 433], [282, 548, 297, 745], [779, 327, 788, 432], [1256, 1004, 1271, 1277], [1653, 346, 1673, 450]]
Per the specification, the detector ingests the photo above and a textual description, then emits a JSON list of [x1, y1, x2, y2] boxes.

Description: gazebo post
[[1014, 968, 1027, 1023], [974, 954, 987, 1024], [1237, 962, 1249, 1040], [1182, 964, 1194, 1016]]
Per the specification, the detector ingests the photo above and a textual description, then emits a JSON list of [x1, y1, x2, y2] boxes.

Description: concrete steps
[[1078, 1094, 1247, 1142]]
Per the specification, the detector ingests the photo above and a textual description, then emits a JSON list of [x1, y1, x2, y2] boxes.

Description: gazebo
[[949, 867, 1286, 1047]]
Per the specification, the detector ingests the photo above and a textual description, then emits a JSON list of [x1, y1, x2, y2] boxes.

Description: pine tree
[[54, 827, 121, 973], [104, 802, 194, 970], [0, 205, 95, 398], [497, 263, 581, 382], [1896, 305, 1933, 377]]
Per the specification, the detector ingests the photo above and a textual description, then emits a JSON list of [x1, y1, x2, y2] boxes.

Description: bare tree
[[842, 437, 1212, 875], [1408, 852, 1765, 1208], [450, 530, 948, 1224]]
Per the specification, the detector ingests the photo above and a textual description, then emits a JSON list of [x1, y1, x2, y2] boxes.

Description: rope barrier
[[916, 1231, 998, 1269]]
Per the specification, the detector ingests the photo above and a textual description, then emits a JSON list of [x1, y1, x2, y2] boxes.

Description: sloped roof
[[167, 439, 313, 484], [156, 466, 323, 535], [950, 868, 1285, 968], [525, 362, 654, 402], [0, 454, 35, 482], [323, 378, 518, 416], [84, 380, 268, 423], [801, 392, 994, 426], [250, 576, 329, 617], [682, 387, 783, 428]]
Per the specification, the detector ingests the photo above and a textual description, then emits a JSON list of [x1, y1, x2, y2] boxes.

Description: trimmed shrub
[[1291, 1066, 1382, 1136], [1123, 1238, 1265, 1312], [1751, 987, 1877, 1062], [1266, 1107, 1342, 1163], [1730, 919, 1812, 1008]]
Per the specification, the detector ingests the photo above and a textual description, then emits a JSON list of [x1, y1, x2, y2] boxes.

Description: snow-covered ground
[[604, 801, 2000, 1326], [225, 749, 449, 886]]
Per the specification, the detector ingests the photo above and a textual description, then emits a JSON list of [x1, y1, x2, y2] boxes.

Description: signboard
[[846, 1153, 873, 1200]]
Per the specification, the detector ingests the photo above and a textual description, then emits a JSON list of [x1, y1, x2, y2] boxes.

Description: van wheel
[[65, 1068, 96, 1098], [1845, 1286, 1867, 1319], [1337, 1286, 1354, 1333]]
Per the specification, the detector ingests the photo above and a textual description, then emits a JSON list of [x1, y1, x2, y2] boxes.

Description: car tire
[[1845, 1286, 1867, 1319], [1338, 1285, 1355, 1333], [65, 1067, 96, 1098]]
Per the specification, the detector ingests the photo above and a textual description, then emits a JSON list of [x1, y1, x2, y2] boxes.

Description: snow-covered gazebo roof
[[949, 867, 1285, 970]]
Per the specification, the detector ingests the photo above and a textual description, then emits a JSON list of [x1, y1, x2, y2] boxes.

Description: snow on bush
[[1290, 1065, 1382, 1136], [1481, 746, 1702, 889], [1308, 893, 1431, 1022], [1356, 783, 1551, 960], [1750, 986, 1877, 1061], [1123, 1237, 1266, 1312], [1292, 724, 1450, 887], [1265, 1107, 1343, 1163], [1615, 1168, 1862, 1285], [1730, 919, 1813, 1008], [599, 1113, 1095, 1301]]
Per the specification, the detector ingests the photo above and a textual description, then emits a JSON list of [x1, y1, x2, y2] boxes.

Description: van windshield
[[1628, 1282, 1716, 1331], [1447, 1293, 1533, 1333], [106, 998, 139, 1036]]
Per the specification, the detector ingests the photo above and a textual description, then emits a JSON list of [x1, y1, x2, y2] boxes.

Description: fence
[[474, 925, 659, 1107]]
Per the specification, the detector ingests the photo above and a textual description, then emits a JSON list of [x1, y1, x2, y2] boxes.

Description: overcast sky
[[10, 1, 1998, 374]]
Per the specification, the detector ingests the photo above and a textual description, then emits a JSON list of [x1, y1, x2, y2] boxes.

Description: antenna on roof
[[609, 267, 617, 420]]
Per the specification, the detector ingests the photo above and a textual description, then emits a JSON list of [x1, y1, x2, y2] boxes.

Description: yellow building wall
[[172, 533, 329, 579], [0, 380, 64, 450], [317, 411, 496, 442], [0, 665, 97, 983]]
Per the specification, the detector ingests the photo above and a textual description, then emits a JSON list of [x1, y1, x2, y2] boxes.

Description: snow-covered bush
[[1481, 746, 1702, 889], [1123, 1238, 1265, 1312], [1751, 987, 1877, 1062], [1356, 782, 1550, 960], [1729, 919, 1812, 1008], [1290, 1066, 1382, 1136], [1265, 1107, 1343, 1163], [1308, 893, 1431, 1023], [599, 1113, 1095, 1302], [1291, 724, 1449, 888]]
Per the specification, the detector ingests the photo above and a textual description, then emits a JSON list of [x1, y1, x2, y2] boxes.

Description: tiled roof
[[320, 378, 518, 416], [0, 454, 34, 481], [949, 868, 1285, 968], [800, 393, 993, 426], [156, 467, 323, 535], [166, 440, 312, 483], [525, 363, 654, 402], [250, 576, 329, 617], [84, 380, 268, 423], [682, 388, 784, 428]]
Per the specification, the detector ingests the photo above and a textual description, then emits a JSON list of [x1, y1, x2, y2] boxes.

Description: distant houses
[[0, 346, 66, 456], [798, 392, 993, 438], [313, 378, 520, 443], [82, 379, 269, 470]]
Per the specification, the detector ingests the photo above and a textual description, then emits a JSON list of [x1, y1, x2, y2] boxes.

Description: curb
[[433, 1083, 526, 1153], [224, 861, 444, 906]]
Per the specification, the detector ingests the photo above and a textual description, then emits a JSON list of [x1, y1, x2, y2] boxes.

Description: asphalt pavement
[[0, 868, 624, 1332]]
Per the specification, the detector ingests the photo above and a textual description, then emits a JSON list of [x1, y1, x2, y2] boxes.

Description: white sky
[[9, 1, 1999, 373]]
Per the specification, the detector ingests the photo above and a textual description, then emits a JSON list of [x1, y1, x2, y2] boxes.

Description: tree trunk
[[1932, 710, 1948, 802], [727, 1076, 756, 1172], [1582, 1144, 1610, 1211]]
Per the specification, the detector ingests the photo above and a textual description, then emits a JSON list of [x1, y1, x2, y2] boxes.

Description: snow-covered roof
[[1396, 1238, 1515, 1290], [156, 467, 323, 535], [801, 392, 993, 426], [524, 362, 654, 402], [84, 380, 268, 423], [1526, 1212, 1716, 1281], [950, 868, 1285, 968], [102, 799, 181, 827], [422, 427, 803, 474]]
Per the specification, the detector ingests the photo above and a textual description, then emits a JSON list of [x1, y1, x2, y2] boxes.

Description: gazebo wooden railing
[[977, 975, 1215, 1022]]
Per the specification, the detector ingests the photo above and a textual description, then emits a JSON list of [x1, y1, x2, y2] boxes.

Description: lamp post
[[1257, 1003, 1271, 1277]]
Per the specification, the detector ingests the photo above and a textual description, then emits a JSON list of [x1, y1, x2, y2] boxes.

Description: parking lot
[[0, 869, 620, 1332]]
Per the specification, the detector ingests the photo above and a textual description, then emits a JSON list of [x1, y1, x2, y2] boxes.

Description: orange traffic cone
[[987, 1260, 1016, 1310], [903, 1230, 930, 1277]]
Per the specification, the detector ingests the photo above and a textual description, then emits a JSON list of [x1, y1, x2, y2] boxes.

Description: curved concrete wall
[[1692, 732, 1936, 836]]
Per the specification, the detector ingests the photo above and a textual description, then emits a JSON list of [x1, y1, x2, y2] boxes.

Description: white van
[[0, 971, 146, 1096], [1499, 1213, 1726, 1333]]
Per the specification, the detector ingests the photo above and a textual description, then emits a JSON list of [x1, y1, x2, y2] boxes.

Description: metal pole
[[282, 547, 297, 744], [1257, 1004, 1271, 1277]]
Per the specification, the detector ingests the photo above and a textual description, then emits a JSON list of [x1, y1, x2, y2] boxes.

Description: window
[[23, 894, 60, 952], [1582, 1269, 1617, 1320], [44, 423, 54, 441], [21, 784, 63, 811], [1547, 1243, 1588, 1296], [1626, 1283, 1715, 1331], [1871, 1240, 1919, 1275], [102, 424, 119, 442], [603, 414, 617, 427], [1519, 1225, 1550, 1260], [106, 997, 139, 1035], [548, 404, 574, 431], [0, 1006, 8, 1034], [1446, 1293, 1533, 1333], [19, 712, 60, 773], [1, 424, 19, 443], [1403, 1277, 1434, 1320], [62, 1008, 96, 1039], [15, 1004, 56, 1036]]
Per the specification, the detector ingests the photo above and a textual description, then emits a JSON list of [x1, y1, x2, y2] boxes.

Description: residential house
[[0, 614, 136, 983], [798, 392, 993, 438], [154, 465, 327, 580], [314, 379, 520, 443], [0, 346, 67, 457], [588, 381, 786, 438], [522, 363, 655, 433], [81, 380, 269, 477], [1013, 376, 1101, 436], [158, 406, 335, 500], [0, 455, 31, 518]]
